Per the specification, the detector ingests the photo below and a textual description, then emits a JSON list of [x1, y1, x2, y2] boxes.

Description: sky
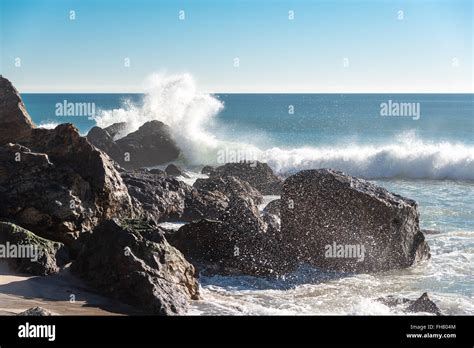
[[1, 0, 472, 93]]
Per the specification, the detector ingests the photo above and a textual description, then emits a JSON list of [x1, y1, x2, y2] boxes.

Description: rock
[[165, 164, 189, 178], [116, 120, 180, 168], [104, 122, 128, 139], [86, 126, 123, 162], [0, 79, 134, 246], [263, 199, 280, 217], [201, 165, 215, 175], [169, 219, 295, 276], [0, 76, 35, 145], [181, 189, 229, 222], [121, 170, 191, 223], [149, 168, 165, 175], [194, 176, 263, 206], [281, 169, 430, 273], [263, 213, 281, 239], [376, 293, 442, 315], [0, 222, 69, 275], [210, 161, 282, 195], [406, 293, 442, 315], [17, 307, 53, 316], [71, 219, 199, 315]]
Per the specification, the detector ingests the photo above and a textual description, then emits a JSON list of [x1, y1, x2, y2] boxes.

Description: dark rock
[[182, 189, 229, 222], [165, 164, 189, 178], [116, 120, 180, 168], [0, 222, 69, 275], [149, 168, 165, 175], [281, 169, 430, 273], [263, 199, 280, 217], [0, 76, 35, 145], [376, 293, 442, 315], [86, 126, 123, 161], [71, 219, 199, 315], [0, 125, 135, 246], [194, 176, 263, 206], [169, 219, 295, 276], [17, 307, 53, 316], [104, 122, 128, 139], [201, 165, 215, 175], [121, 170, 191, 223], [210, 161, 282, 195], [406, 293, 442, 315]]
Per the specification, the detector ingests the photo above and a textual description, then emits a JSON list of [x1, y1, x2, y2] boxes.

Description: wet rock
[[116, 120, 180, 168], [201, 165, 215, 175], [165, 164, 190, 178], [281, 169, 430, 273], [149, 168, 165, 175], [71, 219, 199, 315], [194, 176, 263, 206], [263, 199, 280, 217], [169, 219, 295, 276], [104, 122, 128, 139], [86, 126, 123, 162], [17, 307, 53, 316], [376, 293, 442, 315], [0, 222, 69, 275], [182, 189, 229, 222], [210, 161, 282, 195]]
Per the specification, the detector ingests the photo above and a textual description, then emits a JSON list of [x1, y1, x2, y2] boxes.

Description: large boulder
[[86, 126, 123, 162], [71, 219, 199, 315], [0, 77, 134, 246], [181, 188, 229, 222], [194, 176, 263, 206], [104, 122, 128, 139], [0, 222, 69, 275], [281, 169, 430, 273], [121, 170, 191, 223], [0, 77, 34, 145], [210, 161, 282, 195], [116, 120, 180, 168], [165, 164, 189, 178], [169, 219, 295, 276]]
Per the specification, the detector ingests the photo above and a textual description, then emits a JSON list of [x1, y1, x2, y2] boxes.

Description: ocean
[[21, 87, 474, 315]]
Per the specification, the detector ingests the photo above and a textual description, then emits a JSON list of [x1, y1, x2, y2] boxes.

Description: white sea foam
[[37, 121, 60, 129], [94, 73, 474, 180]]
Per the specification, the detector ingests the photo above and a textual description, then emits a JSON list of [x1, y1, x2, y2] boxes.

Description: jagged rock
[[71, 219, 199, 315], [115, 120, 180, 168], [169, 219, 295, 276], [104, 122, 128, 139], [210, 161, 282, 195], [86, 126, 123, 161], [0, 222, 69, 275], [181, 189, 229, 222], [17, 307, 53, 316], [194, 176, 263, 206], [165, 164, 189, 178], [376, 293, 442, 315], [263, 199, 280, 217], [281, 169, 430, 273], [0, 77, 34, 145], [0, 79, 134, 246], [201, 165, 215, 175], [121, 170, 191, 223]]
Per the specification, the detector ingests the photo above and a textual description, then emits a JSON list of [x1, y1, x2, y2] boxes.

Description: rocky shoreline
[[0, 76, 439, 315]]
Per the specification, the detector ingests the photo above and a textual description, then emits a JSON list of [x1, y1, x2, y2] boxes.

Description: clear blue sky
[[1, 0, 472, 92]]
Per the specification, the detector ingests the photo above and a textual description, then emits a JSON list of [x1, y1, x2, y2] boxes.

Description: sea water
[[21, 82, 473, 315]]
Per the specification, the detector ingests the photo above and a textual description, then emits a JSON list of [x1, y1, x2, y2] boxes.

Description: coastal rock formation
[[121, 170, 191, 223], [71, 219, 199, 315], [377, 293, 442, 315], [181, 188, 229, 222], [194, 176, 263, 206], [263, 199, 280, 217], [0, 77, 34, 145], [281, 169, 430, 273], [169, 219, 295, 276], [0, 76, 134, 246], [165, 164, 189, 178], [87, 120, 180, 168], [201, 165, 215, 175], [104, 122, 128, 139], [17, 307, 54, 316], [210, 161, 282, 195], [0, 222, 69, 275]]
